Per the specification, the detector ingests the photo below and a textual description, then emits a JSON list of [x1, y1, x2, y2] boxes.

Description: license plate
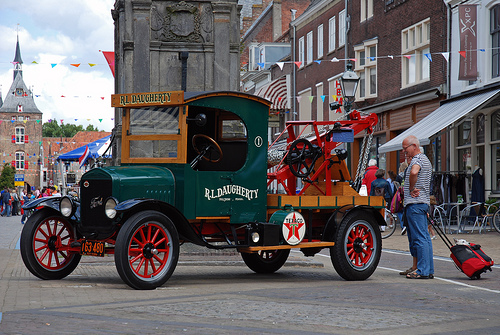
[[81, 240, 105, 257]]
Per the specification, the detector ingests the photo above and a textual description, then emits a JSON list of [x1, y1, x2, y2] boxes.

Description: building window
[[491, 5, 500, 78], [298, 36, 305, 67], [15, 151, 25, 170], [355, 40, 378, 99], [401, 18, 431, 88], [15, 127, 25, 144], [339, 10, 346, 47], [248, 43, 259, 70], [360, 0, 373, 22], [329, 16, 336, 52], [317, 25, 323, 59], [458, 119, 472, 146], [307, 31, 313, 64]]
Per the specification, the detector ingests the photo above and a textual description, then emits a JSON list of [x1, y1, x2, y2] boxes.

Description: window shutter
[[25, 135, 29, 143]]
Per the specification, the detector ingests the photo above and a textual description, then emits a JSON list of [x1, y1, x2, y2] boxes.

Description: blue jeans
[[406, 203, 434, 276], [1, 204, 12, 217], [397, 211, 404, 229]]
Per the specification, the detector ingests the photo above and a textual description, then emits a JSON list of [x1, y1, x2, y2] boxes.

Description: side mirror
[[187, 113, 207, 127]]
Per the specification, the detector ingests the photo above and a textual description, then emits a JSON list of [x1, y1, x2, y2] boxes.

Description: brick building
[[291, 0, 448, 174], [0, 36, 43, 191]]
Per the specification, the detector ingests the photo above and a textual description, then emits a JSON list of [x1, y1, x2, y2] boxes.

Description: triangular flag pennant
[[99, 119, 103, 122], [388, 55, 394, 59], [60, 119, 64, 124], [75, 119, 78, 121], [459, 51, 466, 58], [294, 61, 302, 68], [70, 63, 81, 67], [296, 96, 302, 104], [32, 61, 38, 64], [332, 95, 337, 101], [101, 97, 105, 100], [257, 62, 265, 68], [349, 58, 357, 62], [51, 64, 57, 68], [102, 51, 115, 77], [276, 62, 284, 70], [36, 120, 40, 123], [308, 96, 314, 103], [370, 57, 375, 61], [331, 57, 339, 62], [425, 53, 432, 62], [404, 55, 412, 59], [480, 49, 486, 52], [314, 60, 321, 64], [321, 95, 326, 102], [88, 63, 96, 67], [61, 95, 66, 98]]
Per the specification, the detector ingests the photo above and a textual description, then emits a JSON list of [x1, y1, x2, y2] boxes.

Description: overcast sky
[[0, 0, 116, 132]]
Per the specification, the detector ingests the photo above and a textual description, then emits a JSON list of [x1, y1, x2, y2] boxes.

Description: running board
[[238, 241, 335, 253]]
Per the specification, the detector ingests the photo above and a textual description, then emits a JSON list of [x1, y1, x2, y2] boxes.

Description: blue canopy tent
[[58, 135, 112, 163]]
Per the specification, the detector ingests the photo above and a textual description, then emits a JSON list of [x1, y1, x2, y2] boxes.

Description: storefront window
[[458, 119, 471, 146], [458, 148, 472, 172], [492, 144, 500, 192], [476, 113, 485, 144], [491, 110, 500, 141]]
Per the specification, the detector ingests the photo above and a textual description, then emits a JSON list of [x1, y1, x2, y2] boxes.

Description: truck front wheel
[[330, 211, 381, 280], [115, 211, 180, 290], [241, 249, 290, 274]]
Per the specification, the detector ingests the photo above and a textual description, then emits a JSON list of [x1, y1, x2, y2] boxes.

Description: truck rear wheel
[[241, 249, 290, 273], [20, 209, 81, 280], [331, 211, 381, 280], [115, 211, 179, 290]]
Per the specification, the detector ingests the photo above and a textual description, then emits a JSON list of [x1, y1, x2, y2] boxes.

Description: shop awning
[[378, 89, 500, 153], [57, 135, 112, 161], [255, 76, 289, 110]]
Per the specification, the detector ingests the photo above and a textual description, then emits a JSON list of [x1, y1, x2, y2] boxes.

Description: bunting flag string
[[1, 51, 115, 71], [247, 46, 498, 70]]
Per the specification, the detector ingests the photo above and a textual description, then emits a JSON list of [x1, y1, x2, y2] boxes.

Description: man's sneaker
[[401, 226, 407, 235]]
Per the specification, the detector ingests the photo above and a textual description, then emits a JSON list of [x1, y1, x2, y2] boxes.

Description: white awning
[[378, 89, 500, 153], [255, 76, 289, 110]]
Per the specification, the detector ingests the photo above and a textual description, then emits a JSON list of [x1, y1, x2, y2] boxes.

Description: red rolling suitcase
[[428, 216, 494, 279]]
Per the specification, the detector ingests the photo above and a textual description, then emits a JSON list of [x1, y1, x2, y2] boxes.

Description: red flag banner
[[459, 5, 478, 80], [102, 51, 115, 77]]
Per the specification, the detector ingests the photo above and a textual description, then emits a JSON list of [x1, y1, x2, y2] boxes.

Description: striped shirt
[[404, 153, 432, 206]]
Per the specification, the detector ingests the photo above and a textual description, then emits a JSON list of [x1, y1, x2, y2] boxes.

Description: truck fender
[[21, 196, 61, 211], [323, 205, 385, 242], [115, 198, 207, 247]]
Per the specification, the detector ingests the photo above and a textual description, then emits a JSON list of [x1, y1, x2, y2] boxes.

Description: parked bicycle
[[382, 208, 398, 239]]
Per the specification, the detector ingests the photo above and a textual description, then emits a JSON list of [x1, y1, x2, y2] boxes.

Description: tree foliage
[[42, 121, 102, 137], [0, 163, 15, 189]]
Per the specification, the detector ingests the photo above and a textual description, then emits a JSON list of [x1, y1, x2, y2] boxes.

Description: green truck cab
[[21, 91, 385, 290]]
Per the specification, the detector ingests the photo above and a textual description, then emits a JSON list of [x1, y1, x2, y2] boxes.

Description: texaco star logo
[[282, 212, 306, 245]]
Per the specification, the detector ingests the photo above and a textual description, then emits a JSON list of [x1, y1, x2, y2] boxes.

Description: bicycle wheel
[[492, 208, 500, 234], [381, 209, 397, 239]]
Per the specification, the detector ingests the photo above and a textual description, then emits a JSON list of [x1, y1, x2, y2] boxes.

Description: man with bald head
[[401, 135, 434, 279]]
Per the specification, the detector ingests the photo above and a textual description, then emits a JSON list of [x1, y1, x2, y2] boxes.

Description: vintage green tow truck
[[20, 91, 385, 290]]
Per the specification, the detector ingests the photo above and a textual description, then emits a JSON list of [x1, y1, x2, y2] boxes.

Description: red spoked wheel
[[20, 209, 81, 280], [331, 211, 381, 280], [115, 211, 179, 290]]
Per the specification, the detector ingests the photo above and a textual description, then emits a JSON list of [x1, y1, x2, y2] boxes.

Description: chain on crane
[[352, 131, 373, 192]]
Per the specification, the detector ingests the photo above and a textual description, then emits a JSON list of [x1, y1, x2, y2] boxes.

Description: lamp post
[[339, 62, 360, 118]]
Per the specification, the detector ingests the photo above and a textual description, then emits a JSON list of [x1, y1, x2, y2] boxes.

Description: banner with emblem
[[458, 4, 478, 80]]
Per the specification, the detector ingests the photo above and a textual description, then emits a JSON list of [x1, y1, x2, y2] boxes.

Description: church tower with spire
[[0, 34, 43, 190]]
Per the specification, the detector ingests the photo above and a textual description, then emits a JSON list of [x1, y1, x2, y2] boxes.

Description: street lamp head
[[340, 62, 360, 100]]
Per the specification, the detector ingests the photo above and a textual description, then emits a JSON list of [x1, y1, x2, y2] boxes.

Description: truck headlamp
[[104, 197, 118, 219], [59, 196, 74, 218]]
